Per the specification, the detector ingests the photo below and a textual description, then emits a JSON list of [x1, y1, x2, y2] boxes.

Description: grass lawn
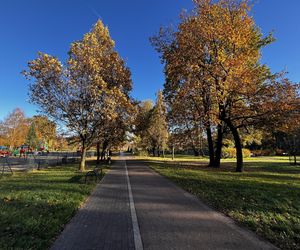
[[148, 157, 300, 250], [0, 161, 108, 249], [135, 153, 292, 162], [134, 154, 209, 162]]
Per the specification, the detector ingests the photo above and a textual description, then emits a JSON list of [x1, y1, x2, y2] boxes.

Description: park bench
[[85, 166, 104, 183]]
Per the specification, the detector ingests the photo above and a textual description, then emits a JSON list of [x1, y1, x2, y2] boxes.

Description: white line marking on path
[[125, 160, 144, 250]]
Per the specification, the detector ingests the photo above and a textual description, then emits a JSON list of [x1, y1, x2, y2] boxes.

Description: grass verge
[[150, 159, 300, 250], [0, 161, 109, 249], [135, 154, 290, 163]]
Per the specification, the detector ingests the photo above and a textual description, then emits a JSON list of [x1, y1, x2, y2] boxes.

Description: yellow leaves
[[153, 0, 291, 136], [23, 19, 133, 153], [28, 53, 63, 77], [0, 108, 29, 148]]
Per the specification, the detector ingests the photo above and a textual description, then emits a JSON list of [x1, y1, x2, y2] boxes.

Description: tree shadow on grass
[[144, 158, 300, 175], [152, 172, 300, 249], [241, 173, 300, 182]]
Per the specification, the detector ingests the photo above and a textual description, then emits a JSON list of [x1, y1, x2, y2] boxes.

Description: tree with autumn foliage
[[23, 20, 134, 171], [152, 0, 299, 171], [26, 115, 57, 150], [0, 108, 29, 149], [133, 100, 154, 154], [151, 8, 224, 167], [133, 95, 169, 157], [168, 92, 206, 157], [148, 91, 169, 157], [95, 111, 135, 163], [262, 94, 300, 163]]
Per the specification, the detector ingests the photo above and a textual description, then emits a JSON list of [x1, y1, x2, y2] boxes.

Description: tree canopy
[[151, 0, 299, 171], [23, 20, 134, 171]]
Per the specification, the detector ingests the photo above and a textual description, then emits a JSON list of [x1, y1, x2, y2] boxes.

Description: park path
[[51, 159, 135, 250], [51, 154, 277, 250]]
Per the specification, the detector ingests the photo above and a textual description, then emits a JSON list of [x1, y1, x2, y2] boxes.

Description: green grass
[[149, 158, 300, 250], [136, 154, 291, 163], [0, 161, 108, 249], [134, 154, 208, 162]]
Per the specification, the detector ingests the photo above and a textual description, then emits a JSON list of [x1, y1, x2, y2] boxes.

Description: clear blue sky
[[0, 0, 299, 120]]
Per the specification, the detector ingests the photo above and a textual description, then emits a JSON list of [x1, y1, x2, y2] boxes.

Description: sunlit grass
[[0, 162, 108, 249], [135, 154, 290, 163]]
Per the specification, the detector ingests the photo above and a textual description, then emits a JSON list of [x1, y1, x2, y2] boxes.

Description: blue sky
[[0, 0, 299, 120]]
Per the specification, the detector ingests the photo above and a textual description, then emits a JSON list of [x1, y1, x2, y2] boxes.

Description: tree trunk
[[193, 148, 200, 157], [96, 142, 100, 164], [199, 133, 205, 157], [79, 140, 87, 172], [191, 141, 200, 156], [206, 125, 215, 167], [152, 147, 156, 157], [213, 124, 223, 168], [101, 149, 107, 161], [101, 140, 108, 161], [227, 121, 243, 172], [101, 150, 105, 161], [172, 145, 175, 160]]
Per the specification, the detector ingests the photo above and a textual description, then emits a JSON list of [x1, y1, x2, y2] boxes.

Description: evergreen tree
[[26, 123, 39, 149]]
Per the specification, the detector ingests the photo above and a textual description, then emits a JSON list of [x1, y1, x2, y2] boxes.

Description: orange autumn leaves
[[152, 0, 299, 171]]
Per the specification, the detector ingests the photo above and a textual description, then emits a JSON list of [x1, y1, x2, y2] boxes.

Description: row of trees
[[0, 108, 57, 150], [133, 91, 168, 157], [149, 0, 299, 171], [22, 1, 299, 172], [23, 20, 135, 171]]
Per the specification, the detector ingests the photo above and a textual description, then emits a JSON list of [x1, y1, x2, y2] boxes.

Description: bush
[[243, 148, 252, 158], [136, 150, 149, 156], [222, 147, 252, 158], [222, 147, 236, 158]]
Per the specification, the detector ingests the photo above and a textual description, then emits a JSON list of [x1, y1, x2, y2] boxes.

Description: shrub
[[136, 150, 149, 156], [243, 148, 252, 158], [222, 147, 252, 158], [222, 147, 236, 158]]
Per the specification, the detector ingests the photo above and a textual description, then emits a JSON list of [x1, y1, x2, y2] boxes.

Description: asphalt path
[[51, 154, 277, 250]]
